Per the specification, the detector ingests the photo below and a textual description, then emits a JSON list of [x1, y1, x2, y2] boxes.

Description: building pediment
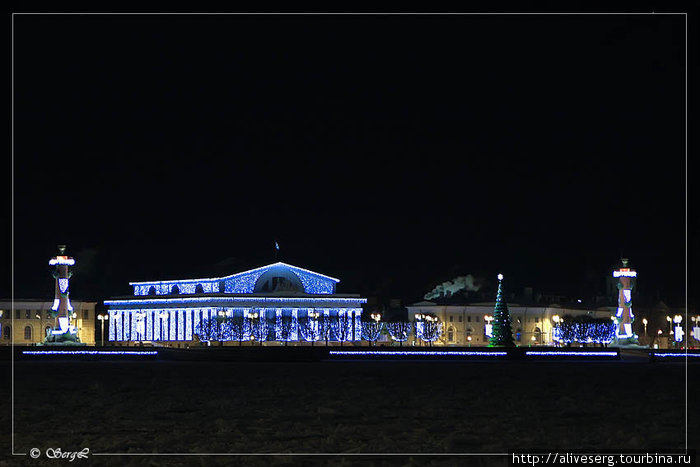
[[129, 262, 339, 296]]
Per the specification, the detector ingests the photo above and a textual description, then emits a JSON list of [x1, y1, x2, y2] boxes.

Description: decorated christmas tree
[[489, 274, 515, 347]]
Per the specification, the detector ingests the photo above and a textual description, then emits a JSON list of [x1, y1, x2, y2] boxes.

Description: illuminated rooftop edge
[[613, 271, 637, 277], [49, 258, 75, 266], [105, 296, 367, 306], [129, 261, 340, 286]]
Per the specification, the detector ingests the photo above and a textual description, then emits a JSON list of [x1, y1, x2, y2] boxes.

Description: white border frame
[[10, 10, 689, 459]]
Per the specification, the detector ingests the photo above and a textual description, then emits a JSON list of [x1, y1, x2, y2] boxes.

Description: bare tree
[[361, 321, 383, 346], [318, 314, 334, 347], [332, 313, 352, 347], [298, 315, 321, 346], [386, 321, 411, 347]]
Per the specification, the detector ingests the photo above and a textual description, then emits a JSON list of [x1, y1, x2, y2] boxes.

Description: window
[[24, 325, 32, 340], [467, 316, 472, 322], [458, 316, 463, 322], [447, 327, 454, 342], [46, 310, 51, 319], [15, 310, 19, 319], [45, 326, 52, 337], [535, 316, 540, 323], [3, 326, 10, 339], [449, 315, 453, 322], [25, 310, 30, 319], [83, 310, 89, 319], [475, 316, 479, 322]]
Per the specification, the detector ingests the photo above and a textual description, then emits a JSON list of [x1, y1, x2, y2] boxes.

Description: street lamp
[[370, 312, 382, 346], [467, 335, 472, 347], [642, 318, 648, 336], [673, 315, 683, 346], [484, 315, 494, 339], [666, 315, 672, 335], [97, 314, 107, 347], [530, 335, 536, 347]]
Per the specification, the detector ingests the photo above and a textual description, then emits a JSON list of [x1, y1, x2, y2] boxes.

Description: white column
[[169, 309, 177, 341]]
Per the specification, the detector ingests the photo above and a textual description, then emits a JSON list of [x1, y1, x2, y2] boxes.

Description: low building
[[0, 299, 97, 345], [406, 301, 614, 346], [104, 261, 367, 346]]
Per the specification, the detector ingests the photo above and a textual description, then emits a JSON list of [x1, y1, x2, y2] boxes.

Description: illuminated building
[[104, 262, 367, 346], [0, 300, 96, 345]]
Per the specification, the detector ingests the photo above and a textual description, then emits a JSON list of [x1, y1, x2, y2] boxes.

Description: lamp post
[[666, 315, 672, 335], [642, 318, 648, 337], [97, 314, 107, 347], [370, 312, 382, 346], [673, 314, 683, 347], [530, 335, 536, 347], [484, 314, 494, 341], [552, 315, 560, 346], [467, 335, 472, 347]]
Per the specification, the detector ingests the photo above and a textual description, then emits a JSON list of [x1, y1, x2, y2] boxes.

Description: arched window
[[24, 325, 33, 340], [447, 327, 454, 342], [45, 326, 52, 338], [171, 285, 180, 295], [533, 327, 542, 344], [195, 284, 204, 294], [148, 286, 156, 296], [3, 325, 10, 340]]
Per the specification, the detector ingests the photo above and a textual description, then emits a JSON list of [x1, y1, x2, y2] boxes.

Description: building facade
[[406, 301, 614, 346], [0, 300, 97, 345], [105, 262, 367, 346]]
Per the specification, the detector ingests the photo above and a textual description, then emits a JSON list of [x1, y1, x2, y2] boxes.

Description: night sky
[[8, 13, 688, 305]]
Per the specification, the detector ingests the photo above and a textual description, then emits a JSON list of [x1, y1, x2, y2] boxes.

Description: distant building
[[0, 299, 96, 345], [104, 262, 367, 346], [406, 300, 614, 346]]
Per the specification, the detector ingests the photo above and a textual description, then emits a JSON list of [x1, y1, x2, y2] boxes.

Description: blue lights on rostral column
[[612, 258, 637, 342], [43, 245, 82, 345]]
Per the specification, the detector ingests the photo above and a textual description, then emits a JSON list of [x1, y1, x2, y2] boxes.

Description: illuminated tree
[[332, 313, 353, 346], [298, 313, 321, 345], [277, 314, 295, 346], [415, 314, 442, 346], [318, 314, 334, 346], [386, 321, 411, 347], [558, 315, 616, 346], [489, 274, 515, 347], [229, 315, 248, 346], [195, 317, 218, 342], [361, 321, 383, 346]]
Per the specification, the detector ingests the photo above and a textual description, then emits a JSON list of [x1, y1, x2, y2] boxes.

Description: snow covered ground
[[3, 359, 697, 466]]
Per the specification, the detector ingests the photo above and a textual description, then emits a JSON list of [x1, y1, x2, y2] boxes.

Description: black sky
[[7, 13, 688, 305]]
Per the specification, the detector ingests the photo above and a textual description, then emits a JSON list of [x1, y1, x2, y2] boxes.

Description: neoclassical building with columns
[[105, 262, 367, 346]]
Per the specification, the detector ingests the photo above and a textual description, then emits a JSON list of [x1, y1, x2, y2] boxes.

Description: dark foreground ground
[[1, 359, 698, 466]]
